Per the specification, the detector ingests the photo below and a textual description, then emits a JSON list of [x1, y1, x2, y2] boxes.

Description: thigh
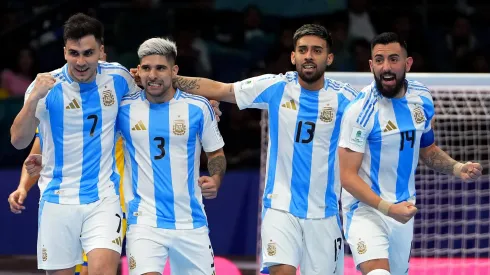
[[126, 224, 168, 275], [260, 208, 303, 274], [388, 218, 414, 274], [81, 195, 124, 255], [169, 226, 215, 275], [301, 215, 344, 275], [37, 200, 83, 270], [345, 206, 390, 269]]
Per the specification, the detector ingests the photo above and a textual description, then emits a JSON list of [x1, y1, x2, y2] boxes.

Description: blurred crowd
[[1, 0, 489, 168]]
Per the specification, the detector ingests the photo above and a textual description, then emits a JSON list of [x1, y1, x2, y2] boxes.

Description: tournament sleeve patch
[[349, 126, 367, 147], [239, 79, 254, 91]]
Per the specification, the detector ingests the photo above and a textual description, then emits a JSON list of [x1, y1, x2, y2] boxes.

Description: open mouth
[[75, 67, 89, 73], [147, 82, 162, 88], [381, 74, 396, 85], [302, 63, 316, 72]]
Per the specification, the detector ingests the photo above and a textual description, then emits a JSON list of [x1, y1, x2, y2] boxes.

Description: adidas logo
[[112, 236, 122, 247], [281, 99, 297, 110], [65, 99, 81, 109], [132, 120, 147, 131], [383, 120, 398, 132]]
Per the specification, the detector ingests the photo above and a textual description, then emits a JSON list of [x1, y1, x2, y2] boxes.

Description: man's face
[[291, 35, 333, 84], [370, 42, 413, 98], [64, 35, 103, 83], [138, 54, 178, 98]]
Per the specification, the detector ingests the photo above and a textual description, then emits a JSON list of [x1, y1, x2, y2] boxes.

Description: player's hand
[[30, 73, 55, 100], [387, 201, 418, 224], [210, 100, 222, 122], [458, 161, 482, 181], [25, 154, 43, 177], [8, 188, 27, 214], [130, 68, 142, 88], [198, 176, 220, 199]]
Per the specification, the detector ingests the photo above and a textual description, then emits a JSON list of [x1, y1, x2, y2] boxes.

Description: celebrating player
[[117, 37, 226, 275], [9, 13, 140, 275], [146, 24, 358, 275], [338, 32, 483, 275]]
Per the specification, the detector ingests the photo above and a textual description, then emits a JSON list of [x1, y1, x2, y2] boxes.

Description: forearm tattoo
[[172, 76, 201, 92], [421, 146, 457, 175], [208, 155, 226, 178]]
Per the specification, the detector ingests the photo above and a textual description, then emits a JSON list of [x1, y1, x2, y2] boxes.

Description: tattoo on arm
[[172, 76, 201, 92], [208, 155, 226, 178], [421, 146, 457, 175]]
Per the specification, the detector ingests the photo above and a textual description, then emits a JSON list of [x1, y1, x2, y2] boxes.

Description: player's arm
[[419, 119, 482, 180], [11, 74, 54, 149], [172, 76, 236, 103], [338, 103, 416, 224], [20, 137, 42, 191], [8, 137, 41, 214], [338, 148, 384, 209]]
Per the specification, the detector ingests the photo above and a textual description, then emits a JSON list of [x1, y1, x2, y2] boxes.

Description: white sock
[[366, 269, 391, 275]]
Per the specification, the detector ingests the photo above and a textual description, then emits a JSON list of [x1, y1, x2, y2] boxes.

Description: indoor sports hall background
[[2, 0, 489, 274]]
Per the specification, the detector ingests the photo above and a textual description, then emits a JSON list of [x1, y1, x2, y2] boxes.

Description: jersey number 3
[[154, 137, 166, 160]]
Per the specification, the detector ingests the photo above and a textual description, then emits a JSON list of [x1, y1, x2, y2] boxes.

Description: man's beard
[[374, 71, 406, 98], [297, 63, 326, 84]]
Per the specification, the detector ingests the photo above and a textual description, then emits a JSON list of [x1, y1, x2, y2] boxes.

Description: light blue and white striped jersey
[[117, 90, 224, 230], [339, 80, 435, 211], [24, 61, 140, 204], [234, 72, 359, 219]]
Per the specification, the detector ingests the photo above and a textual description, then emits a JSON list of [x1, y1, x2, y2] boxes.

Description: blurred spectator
[[350, 38, 371, 72], [264, 28, 295, 74], [347, 0, 377, 42], [328, 12, 354, 71], [1, 48, 36, 98]]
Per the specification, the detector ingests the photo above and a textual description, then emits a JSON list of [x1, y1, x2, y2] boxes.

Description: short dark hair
[[63, 13, 104, 45], [370, 32, 407, 54], [293, 24, 333, 50]]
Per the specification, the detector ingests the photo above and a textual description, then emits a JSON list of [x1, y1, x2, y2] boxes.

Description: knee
[[269, 264, 297, 275], [360, 259, 390, 275], [366, 269, 391, 275]]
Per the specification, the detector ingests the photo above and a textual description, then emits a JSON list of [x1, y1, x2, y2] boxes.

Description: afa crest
[[173, 120, 187, 135], [129, 255, 136, 270], [267, 241, 277, 256], [42, 248, 48, 261], [412, 107, 426, 124], [102, 90, 115, 106], [320, 106, 334, 123], [357, 240, 367, 254]]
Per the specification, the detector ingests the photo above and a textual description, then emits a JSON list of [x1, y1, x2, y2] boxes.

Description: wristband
[[377, 200, 393, 216]]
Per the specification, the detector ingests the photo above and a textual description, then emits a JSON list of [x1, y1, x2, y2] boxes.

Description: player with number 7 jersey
[[9, 14, 141, 272]]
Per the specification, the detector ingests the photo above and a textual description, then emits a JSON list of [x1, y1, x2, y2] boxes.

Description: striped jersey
[[117, 90, 224, 229], [233, 72, 359, 219], [24, 61, 140, 204], [339, 80, 435, 211]]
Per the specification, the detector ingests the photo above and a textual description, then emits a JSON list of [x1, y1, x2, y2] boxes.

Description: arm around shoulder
[[173, 76, 236, 103]]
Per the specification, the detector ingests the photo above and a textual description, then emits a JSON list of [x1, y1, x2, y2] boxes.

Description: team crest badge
[[320, 106, 334, 123], [267, 241, 277, 256], [129, 255, 136, 270], [413, 107, 426, 124], [173, 120, 186, 135], [42, 248, 48, 261], [357, 240, 367, 254], [102, 90, 115, 106]]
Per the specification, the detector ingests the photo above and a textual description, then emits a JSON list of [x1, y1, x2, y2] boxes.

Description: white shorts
[[344, 203, 413, 274], [125, 224, 215, 275], [37, 195, 123, 270], [261, 208, 344, 275]]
